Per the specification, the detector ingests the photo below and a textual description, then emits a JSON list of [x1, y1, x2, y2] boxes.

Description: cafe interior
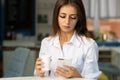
[[0, 0, 120, 80]]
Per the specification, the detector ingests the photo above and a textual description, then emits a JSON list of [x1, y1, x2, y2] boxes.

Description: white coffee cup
[[40, 55, 51, 71]]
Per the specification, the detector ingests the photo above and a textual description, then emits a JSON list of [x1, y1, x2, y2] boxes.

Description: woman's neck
[[59, 31, 74, 48]]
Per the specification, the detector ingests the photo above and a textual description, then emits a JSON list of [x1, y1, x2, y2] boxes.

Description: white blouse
[[37, 32, 101, 79]]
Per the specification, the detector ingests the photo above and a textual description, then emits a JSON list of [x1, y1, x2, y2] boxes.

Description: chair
[[99, 62, 120, 80], [98, 72, 108, 80], [4, 47, 30, 77]]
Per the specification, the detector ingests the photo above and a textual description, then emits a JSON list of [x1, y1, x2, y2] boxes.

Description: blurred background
[[0, 0, 120, 80]]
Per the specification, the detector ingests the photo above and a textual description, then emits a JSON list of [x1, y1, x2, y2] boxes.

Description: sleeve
[[34, 38, 48, 76], [81, 41, 101, 79], [38, 38, 47, 57]]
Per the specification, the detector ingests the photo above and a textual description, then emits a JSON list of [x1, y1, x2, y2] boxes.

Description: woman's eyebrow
[[70, 14, 77, 16], [59, 13, 77, 16], [59, 13, 66, 15]]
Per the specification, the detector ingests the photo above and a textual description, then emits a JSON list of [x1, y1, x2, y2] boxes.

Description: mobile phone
[[57, 58, 72, 67]]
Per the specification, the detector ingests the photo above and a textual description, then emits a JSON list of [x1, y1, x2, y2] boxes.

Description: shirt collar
[[69, 31, 81, 47], [49, 34, 60, 48], [50, 31, 81, 48]]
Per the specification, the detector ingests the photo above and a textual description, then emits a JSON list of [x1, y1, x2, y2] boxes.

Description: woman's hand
[[55, 65, 81, 78], [35, 58, 45, 77]]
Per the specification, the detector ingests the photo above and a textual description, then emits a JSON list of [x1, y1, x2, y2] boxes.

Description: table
[[0, 76, 95, 80]]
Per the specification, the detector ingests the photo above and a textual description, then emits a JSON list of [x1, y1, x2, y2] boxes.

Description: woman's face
[[58, 4, 78, 33]]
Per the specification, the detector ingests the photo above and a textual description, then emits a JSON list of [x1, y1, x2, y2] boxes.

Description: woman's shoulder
[[41, 36, 55, 44], [79, 36, 97, 46]]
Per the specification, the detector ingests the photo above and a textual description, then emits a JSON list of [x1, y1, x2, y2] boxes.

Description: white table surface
[[0, 76, 96, 80]]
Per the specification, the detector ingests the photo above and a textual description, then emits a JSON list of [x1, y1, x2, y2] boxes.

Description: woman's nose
[[65, 17, 70, 25]]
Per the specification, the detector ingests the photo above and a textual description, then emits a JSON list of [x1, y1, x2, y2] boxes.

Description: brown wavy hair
[[51, 0, 90, 37]]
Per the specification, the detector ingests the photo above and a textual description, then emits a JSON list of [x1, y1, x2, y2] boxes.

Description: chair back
[[4, 47, 30, 77]]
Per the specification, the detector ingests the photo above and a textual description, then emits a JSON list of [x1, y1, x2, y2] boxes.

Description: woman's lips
[[63, 26, 70, 29]]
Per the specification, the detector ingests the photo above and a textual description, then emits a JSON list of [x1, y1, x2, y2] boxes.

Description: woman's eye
[[59, 15, 65, 18], [70, 16, 77, 19], [59, 15, 77, 19]]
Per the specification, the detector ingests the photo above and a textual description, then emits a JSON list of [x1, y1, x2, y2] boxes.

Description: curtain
[[83, 0, 118, 18]]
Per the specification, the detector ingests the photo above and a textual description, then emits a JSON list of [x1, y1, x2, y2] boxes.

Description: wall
[[87, 19, 120, 39], [35, 0, 56, 38], [36, 0, 120, 40]]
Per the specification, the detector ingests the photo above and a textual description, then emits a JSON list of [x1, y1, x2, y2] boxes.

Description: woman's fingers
[[55, 66, 80, 78], [35, 58, 45, 77], [55, 66, 72, 78], [37, 70, 45, 77], [63, 65, 75, 72]]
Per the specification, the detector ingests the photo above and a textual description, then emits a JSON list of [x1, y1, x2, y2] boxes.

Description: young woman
[[35, 0, 101, 79]]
